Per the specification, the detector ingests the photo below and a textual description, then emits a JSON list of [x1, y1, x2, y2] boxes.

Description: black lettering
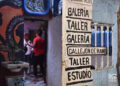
[[69, 58, 73, 65], [68, 72, 71, 81], [67, 20, 71, 29], [86, 57, 89, 65], [67, 34, 90, 44], [67, 7, 89, 18], [68, 8, 72, 16], [72, 71, 76, 80]]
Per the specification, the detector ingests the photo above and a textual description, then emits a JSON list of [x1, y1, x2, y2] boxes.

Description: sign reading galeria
[[62, 0, 93, 86]]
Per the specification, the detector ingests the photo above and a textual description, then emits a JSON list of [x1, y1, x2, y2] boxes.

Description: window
[[91, 22, 113, 70]]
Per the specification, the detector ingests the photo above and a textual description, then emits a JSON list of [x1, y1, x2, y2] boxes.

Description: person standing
[[24, 33, 32, 74], [27, 30, 45, 82]]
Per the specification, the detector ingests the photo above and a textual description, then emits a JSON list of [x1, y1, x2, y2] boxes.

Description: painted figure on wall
[[0, 0, 24, 61]]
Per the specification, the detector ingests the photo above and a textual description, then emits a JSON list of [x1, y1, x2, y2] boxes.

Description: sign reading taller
[[62, 0, 93, 86]]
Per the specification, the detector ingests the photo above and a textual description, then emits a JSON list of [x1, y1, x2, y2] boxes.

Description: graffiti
[[0, 0, 22, 8], [24, 0, 50, 15], [0, 1, 24, 61], [0, 13, 2, 25], [6, 16, 24, 48], [26, 0, 45, 12], [6, 16, 24, 61]]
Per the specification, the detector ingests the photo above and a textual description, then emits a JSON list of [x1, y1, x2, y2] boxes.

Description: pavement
[[24, 73, 46, 86], [24, 65, 46, 86]]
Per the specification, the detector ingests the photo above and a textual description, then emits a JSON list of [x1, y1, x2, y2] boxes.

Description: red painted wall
[[0, 1, 24, 62]]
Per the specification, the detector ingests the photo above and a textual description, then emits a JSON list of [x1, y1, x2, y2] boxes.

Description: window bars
[[91, 22, 113, 70]]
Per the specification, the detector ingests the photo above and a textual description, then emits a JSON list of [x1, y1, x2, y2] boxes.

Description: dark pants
[[24, 55, 31, 63], [32, 55, 45, 78], [24, 55, 31, 73]]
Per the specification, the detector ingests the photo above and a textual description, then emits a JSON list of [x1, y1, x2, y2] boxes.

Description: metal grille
[[91, 22, 113, 70]]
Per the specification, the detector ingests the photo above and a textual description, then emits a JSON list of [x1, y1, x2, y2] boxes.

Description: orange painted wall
[[0, 1, 24, 62]]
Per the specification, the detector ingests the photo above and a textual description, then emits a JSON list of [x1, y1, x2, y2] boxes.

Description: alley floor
[[24, 66, 46, 86], [24, 74, 46, 86]]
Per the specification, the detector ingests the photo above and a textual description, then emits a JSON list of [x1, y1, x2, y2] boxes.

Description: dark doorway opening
[[24, 19, 48, 85]]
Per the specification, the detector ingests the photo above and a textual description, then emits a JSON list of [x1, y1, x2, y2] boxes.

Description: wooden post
[[117, 7, 120, 86]]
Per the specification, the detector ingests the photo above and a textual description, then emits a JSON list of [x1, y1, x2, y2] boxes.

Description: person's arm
[[24, 40, 27, 47], [27, 41, 36, 48]]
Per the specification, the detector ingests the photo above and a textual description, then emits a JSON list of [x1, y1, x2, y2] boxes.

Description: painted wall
[[92, 23, 118, 86], [92, 0, 119, 24], [0, 1, 24, 86], [24, 20, 44, 34], [0, 1, 24, 62], [92, 0, 119, 85], [47, 0, 120, 86], [47, 16, 62, 86]]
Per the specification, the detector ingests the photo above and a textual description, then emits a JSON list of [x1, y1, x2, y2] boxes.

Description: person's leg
[[32, 56, 39, 82], [27, 54, 31, 74], [39, 55, 46, 83], [33, 64, 37, 77], [24, 55, 28, 74], [33, 56, 38, 77]]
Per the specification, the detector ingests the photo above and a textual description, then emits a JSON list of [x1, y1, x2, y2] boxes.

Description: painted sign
[[66, 68, 92, 85], [65, 19, 92, 32], [62, 0, 93, 86], [67, 47, 106, 56], [66, 33, 91, 45], [66, 56, 91, 68]]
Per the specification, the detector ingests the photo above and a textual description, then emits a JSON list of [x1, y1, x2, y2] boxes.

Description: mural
[[0, 0, 24, 61], [24, 0, 50, 15]]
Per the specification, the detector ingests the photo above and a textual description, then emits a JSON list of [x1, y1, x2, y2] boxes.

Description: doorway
[[24, 19, 48, 86]]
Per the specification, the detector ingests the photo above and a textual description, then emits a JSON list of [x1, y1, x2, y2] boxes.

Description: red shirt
[[33, 36, 44, 56]]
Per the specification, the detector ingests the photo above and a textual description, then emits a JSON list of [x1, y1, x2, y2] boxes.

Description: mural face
[[0, 1, 24, 61]]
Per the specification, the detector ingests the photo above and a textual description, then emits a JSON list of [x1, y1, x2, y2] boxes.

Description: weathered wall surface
[[92, 0, 119, 24], [47, 0, 120, 86], [92, 0, 119, 86], [47, 16, 62, 86], [24, 20, 44, 33]]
